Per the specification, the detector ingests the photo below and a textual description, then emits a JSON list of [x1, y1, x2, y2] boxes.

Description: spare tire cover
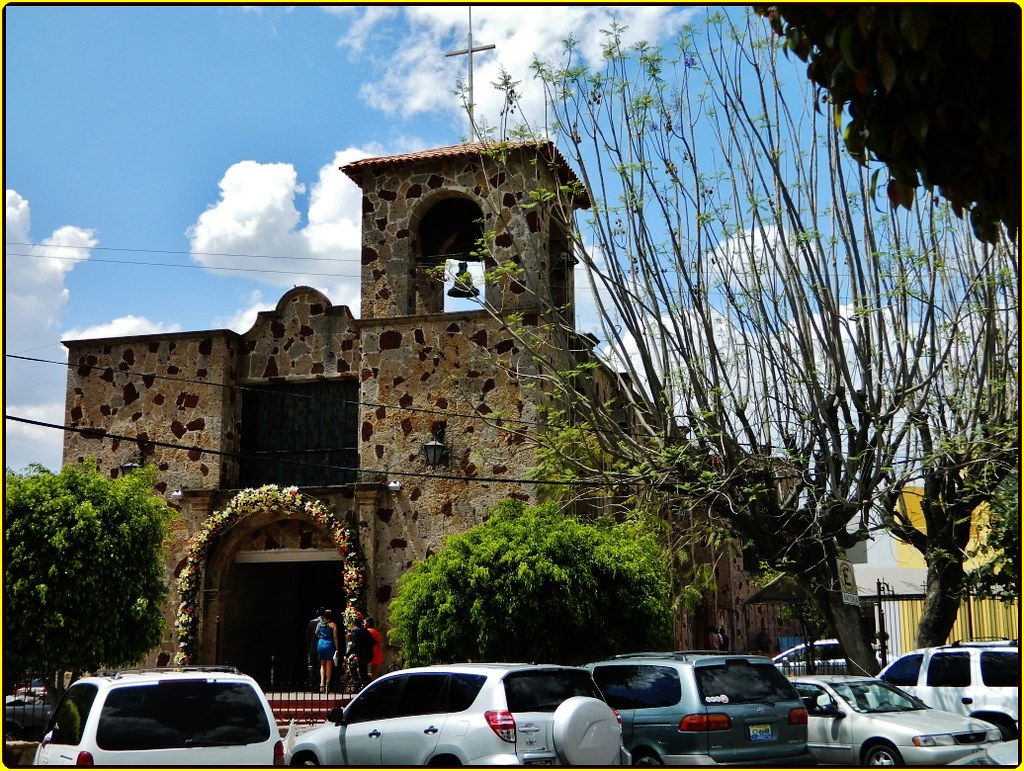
[[552, 696, 621, 765]]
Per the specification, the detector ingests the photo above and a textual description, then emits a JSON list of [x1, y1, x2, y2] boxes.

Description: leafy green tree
[[4, 461, 173, 699], [464, 9, 1017, 672], [754, 4, 1020, 243], [388, 499, 672, 665], [967, 477, 1020, 601]]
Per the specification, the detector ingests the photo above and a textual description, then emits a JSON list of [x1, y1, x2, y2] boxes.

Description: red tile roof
[[340, 140, 590, 208]]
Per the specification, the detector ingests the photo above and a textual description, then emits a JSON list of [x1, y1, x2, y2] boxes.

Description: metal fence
[[877, 586, 1019, 664]]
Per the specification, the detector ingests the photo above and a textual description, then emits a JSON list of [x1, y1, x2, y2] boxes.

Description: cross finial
[[445, 7, 495, 141]]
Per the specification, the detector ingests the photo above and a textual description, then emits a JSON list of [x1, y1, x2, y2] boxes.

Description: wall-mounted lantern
[[422, 423, 450, 467]]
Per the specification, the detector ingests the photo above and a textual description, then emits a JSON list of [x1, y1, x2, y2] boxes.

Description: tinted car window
[[346, 676, 403, 723], [95, 681, 271, 751], [927, 652, 970, 687], [393, 674, 448, 718], [882, 653, 923, 686], [50, 684, 98, 745], [592, 664, 681, 710], [695, 661, 797, 704], [446, 673, 486, 712], [981, 651, 1019, 687], [793, 682, 831, 715], [503, 669, 600, 712]]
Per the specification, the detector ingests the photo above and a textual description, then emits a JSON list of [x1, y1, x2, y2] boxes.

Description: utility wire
[[4, 241, 361, 264], [4, 251, 359, 279], [4, 414, 621, 488], [6, 353, 540, 432]]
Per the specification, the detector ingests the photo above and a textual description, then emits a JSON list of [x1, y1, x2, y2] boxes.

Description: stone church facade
[[60, 142, 621, 681]]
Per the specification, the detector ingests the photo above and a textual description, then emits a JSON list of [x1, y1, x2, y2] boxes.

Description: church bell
[[447, 261, 480, 298]]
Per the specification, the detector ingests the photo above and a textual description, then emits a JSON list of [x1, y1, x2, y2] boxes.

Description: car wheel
[[289, 751, 320, 766], [633, 751, 663, 765], [863, 742, 904, 766], [552, 696, 622, 766]]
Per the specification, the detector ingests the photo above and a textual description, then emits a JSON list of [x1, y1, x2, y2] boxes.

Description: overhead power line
[[6, 353, 540, 432], [4, 251, 360, 279], [4, 414, 621, 489], [4, 241, 361, 264]]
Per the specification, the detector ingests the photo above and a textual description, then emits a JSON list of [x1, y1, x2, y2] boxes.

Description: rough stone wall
[[239, 287, 359, 381], [357, 308, 548, 618], [63, 329, 241, 493]]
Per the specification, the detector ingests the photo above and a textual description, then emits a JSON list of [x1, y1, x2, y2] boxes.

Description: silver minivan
[[588, 652, 815, 766]]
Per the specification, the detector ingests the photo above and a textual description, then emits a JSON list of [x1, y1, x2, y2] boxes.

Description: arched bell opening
[[414, 196, 487, 313], [548, 217, 576, 315]]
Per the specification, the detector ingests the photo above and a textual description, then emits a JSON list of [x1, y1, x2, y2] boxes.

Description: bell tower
[[340, 141, 589, 323]]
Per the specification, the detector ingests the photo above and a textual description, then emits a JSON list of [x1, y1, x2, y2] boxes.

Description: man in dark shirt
[[348, 615, 376, 691]]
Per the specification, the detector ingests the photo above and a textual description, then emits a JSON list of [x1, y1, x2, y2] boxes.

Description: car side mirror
[[816, 695, 844, 717], [327, 706, 346, 725]]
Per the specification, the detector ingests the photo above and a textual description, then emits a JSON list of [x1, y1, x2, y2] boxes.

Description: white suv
[[286, 663, 627, 765], [34, 666, 284, 765], [879, 640, 1019, 740]]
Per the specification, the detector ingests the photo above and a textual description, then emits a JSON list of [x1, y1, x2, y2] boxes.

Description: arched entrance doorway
[[174, 485, 364, 682], [221, 543, 348, 686]]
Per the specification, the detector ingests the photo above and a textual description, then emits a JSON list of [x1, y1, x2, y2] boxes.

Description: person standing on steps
[[348, 615, 375, 691], [366, 617, 383, 680], [316, 609, 340, 692], [305, 606, 326, 688]]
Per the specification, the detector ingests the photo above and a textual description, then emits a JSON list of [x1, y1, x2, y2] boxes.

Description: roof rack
[[94, 665, 241, 678], [947, 639, 1018, 648], [608, 651, 762, 661]]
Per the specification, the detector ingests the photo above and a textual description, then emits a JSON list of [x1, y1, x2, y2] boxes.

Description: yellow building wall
[[891, 488, 1018, 646]]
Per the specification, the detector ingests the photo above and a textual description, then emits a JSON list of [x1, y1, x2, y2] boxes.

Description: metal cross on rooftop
[[445, 7, 495, 141]]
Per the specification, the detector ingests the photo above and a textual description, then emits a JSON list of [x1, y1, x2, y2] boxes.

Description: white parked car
[[286, 663, 628, 765], [773, 638, 878, 677], [879, 640, 1019, 740], [792, 675, 1002, 765], [34, 667, 283, 766]]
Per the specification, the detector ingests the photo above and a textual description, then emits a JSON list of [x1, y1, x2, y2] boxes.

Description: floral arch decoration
[[175, 485, 365, 665]]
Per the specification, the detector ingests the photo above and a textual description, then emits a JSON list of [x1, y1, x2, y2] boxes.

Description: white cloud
[[342, 6, 697, 134], [4, 401, 67, 474], [187, 148, 377, 315], [213, 290, 274, 334], [5, 189, 96, 355], [63, 315, 182, 342], [5, 189, 100, 472], [325, 5, 400, 59]]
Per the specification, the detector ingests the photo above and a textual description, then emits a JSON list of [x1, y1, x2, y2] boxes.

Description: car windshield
[[829, 680, 924, 713]]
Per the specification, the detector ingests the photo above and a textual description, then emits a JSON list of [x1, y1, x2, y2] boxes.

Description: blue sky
[[4, 4, 700, 473]]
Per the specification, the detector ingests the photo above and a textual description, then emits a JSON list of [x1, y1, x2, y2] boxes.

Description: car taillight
[[485, 709, 517, 743], [788, 707, 808, 725], [75, 751, 95, 765], [679, 713, 732, 731], [273, 739, 285, 765], [611, 707, 623, 726]]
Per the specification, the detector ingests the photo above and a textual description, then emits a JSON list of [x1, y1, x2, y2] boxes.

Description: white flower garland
[[174, 485, 365, 664]]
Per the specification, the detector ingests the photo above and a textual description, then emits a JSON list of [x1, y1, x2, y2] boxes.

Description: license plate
[[749, 723, 773, 741]]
